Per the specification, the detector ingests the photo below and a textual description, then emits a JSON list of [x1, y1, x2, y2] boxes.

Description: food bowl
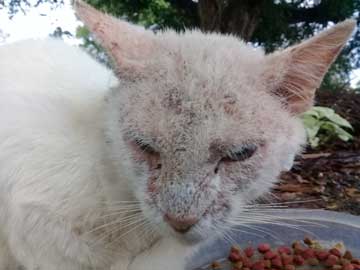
[[188, 210, 360, 270]]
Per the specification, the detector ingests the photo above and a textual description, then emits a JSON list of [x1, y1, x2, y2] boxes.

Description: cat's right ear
[[74, 0, 155, 78]]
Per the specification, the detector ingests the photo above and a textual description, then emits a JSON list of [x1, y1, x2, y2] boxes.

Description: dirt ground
[[273, 88, 360, 215]]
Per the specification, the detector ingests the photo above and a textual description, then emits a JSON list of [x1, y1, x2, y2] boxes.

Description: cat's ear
[[264, 20, 356, 114], [74, 0, 155, 78]]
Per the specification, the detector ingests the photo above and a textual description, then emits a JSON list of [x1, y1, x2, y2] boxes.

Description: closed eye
[[222, 144, 257, 162], [134, 139, 157, 155]]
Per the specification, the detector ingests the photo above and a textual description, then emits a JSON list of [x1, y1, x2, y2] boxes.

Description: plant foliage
[[301, 106, 353, 148]]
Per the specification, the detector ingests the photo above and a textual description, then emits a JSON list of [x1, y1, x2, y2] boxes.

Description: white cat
[[0, 1, 356, 269]]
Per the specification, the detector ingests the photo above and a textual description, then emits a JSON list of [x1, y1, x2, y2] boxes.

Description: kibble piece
[[258, 244, 271, 253], [325, 255, 340, 267], [316, 250, 329, 261], [307, 258, 319, 266], [343, 264, 354, 270], [304, 237, 314, 246], [211, 261, 222, 269], [302, 248, 315, 259], [292, 241, 303, 250], [231, 246, 241, 254], [344, 251, 354, 261], [263, 260, 271, 269], [244, 247, 255, 258], [281, 254, 293, 265], [229, 252, 242, 263], [243, 257, 253, 268], [252, 261, 265, 270], [264, 251, 277, 260], [293, 255, 305, 266], [233, 261, 243, 270], [332, 265, 343, 270], [278, 246, 291, 255], [271, 257, 282, 269], [330, 248, 342, 258], [340, 259, 351, 266]]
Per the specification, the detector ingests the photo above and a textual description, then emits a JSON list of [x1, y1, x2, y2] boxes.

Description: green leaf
[[312, 106, 336, 119], [301, 109, 320, 119], [325, 113, 353, 129], [321, 122, 353, 142]]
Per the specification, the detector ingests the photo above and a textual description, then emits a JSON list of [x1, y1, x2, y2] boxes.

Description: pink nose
[[164, 214, 198, 234]]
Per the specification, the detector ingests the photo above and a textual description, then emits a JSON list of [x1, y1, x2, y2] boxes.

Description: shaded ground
[[273, 88, 360, 215]]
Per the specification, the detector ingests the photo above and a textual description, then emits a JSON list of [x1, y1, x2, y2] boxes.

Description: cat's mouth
[[158, 202, 231, 244]]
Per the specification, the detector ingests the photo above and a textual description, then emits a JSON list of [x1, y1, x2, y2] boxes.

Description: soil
[[273, 88, 360, 215]]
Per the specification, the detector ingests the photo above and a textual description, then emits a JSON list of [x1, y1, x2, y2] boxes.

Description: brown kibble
[[325, 255, 340, 267], [264, 251, 277, 260], [332, 265, 343, 270], [231, 246, 241, 254], [229, 252, 242, 263], [293, 255, 305, 266], [264, 260, 271, 269], [243, 268, 251, 270], [294, 247, 304, 255], [243, 257, 253, 268], [351, 259, 360, 265], [278, 246, 292, 255], [271, 257, 282, 268], [211, 261, 222, 269], [281, 254, 293, 265], [303, 237, 313, 246], [344, 251, 353, 260], [343, 264, 354, 270], [316, 250, 329, 261], [252, 261, 265, 270], [308, 257, 319, 266], [292, 241, 302, 249], [284, 265, 295, 270], [302, 248, 315, 259], [245, 247, 255, 258], [258, 243, 271, 253], [330, 248, 342, 257], [340, 259, 351, 266], [233, 261, 243, 270]]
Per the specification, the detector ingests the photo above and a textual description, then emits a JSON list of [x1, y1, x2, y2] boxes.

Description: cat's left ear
[[264, 20, 356, 114], [74, 0, 155, 78]]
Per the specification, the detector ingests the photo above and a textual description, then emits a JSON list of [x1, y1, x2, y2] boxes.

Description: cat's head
[[76, 1, 356, 244]]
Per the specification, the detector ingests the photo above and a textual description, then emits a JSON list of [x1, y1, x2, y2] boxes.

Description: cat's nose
[[164, 213, 198, 234]]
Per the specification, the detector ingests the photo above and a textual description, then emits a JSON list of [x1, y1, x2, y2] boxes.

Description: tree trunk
[[198, 0, 265, 41]]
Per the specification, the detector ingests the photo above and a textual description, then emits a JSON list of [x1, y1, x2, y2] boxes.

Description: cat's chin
[[171, 228, 207, 246]]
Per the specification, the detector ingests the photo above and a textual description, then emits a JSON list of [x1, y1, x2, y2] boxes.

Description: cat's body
[[0, 2, 356, 269], [0, 39, 194, 270]]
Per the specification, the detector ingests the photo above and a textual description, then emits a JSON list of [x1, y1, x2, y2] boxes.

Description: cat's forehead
[[118, 32, 290, 145], [153, 31, 266, 82]]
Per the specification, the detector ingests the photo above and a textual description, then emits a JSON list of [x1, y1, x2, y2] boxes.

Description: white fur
[[0, 39, 194, 270], [0, 18, 354, 269]]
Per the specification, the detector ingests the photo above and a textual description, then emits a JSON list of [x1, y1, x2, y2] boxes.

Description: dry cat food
[[210, 238, 360, 270]]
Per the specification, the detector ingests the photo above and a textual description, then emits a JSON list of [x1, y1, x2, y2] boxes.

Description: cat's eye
[[134, 139, 157, 155], [222, 144, 257, 162]]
